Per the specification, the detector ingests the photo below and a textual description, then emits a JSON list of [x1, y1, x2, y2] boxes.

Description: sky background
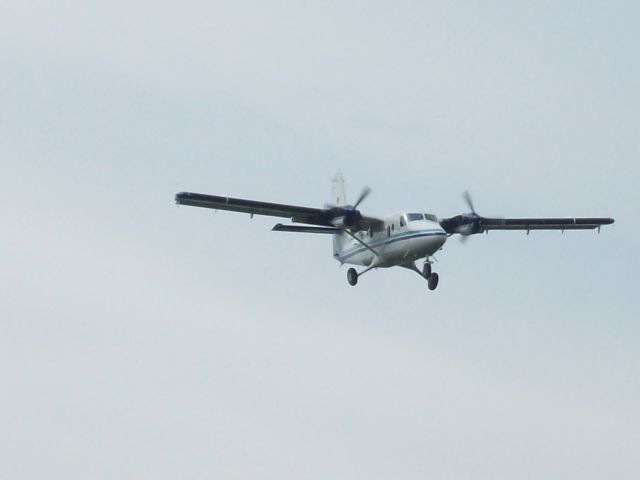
[[2, 1, 639, 478]]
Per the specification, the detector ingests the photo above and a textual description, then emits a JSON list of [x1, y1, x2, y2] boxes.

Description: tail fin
[[330, 172, 347, 259], [331, 171, 346, 206]]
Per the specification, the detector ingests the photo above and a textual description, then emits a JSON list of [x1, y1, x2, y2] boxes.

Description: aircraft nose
[[433, 226, 447, 249]]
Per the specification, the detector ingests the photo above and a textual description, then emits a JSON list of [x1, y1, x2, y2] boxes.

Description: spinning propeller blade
[[462, 190, 476, 215], [324, 186, 371, 211], [325, 186, 373, 230], [458, 190, 484, 243], [353, 186, 371, 209]]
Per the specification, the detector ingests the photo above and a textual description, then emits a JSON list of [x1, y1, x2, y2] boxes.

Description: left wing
[[440, 214, 614, 235], [482, 217, 614, 231]]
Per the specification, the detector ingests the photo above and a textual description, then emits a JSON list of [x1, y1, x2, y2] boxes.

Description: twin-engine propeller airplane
[[175, 173, 614, 290]]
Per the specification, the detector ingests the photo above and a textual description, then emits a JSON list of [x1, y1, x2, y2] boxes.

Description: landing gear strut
[[347, 268, 358, 286]]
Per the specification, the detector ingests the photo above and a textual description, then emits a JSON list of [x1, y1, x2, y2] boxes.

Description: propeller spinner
[[439, 191, 486, 239], [328, 186, 371, 230]]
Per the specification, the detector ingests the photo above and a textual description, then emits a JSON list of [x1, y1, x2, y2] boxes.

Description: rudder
[[331, 171, 346, 206]]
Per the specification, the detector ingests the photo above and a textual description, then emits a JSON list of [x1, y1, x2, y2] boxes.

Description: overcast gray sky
[[2, 1, 639, 478]]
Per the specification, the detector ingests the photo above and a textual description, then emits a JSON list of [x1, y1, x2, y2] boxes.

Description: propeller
[[439, 190, 486, 241], [462, 190, 476, 215], [327, 186, 372, 230], [353, 186, 371, 209], [459, 190, 482, 241]]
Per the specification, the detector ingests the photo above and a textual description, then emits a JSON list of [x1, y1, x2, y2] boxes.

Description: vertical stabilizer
[[331, 171, 346, 206], [331, 171, 347, 259]]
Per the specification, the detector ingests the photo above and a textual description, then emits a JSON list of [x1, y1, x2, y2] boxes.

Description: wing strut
[[343, 230, 379, 256]]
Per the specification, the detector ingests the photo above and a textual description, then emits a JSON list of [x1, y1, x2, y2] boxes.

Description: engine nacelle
[[329, 207, 362, 229], [440, 213, 485, 235]]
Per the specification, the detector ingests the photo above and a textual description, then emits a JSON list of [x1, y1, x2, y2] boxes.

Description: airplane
[[175, 172, 614, 290]]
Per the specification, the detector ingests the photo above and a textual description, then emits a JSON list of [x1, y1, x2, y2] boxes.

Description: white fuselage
[[333, 213, 447, 268]]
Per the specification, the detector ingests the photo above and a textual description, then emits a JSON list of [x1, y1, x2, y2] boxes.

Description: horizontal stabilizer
[[272, 224, 340, 234]]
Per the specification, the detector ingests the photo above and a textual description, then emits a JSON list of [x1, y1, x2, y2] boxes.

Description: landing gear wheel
[[428, 272, 439, 291], [347, 268, 358, 286], [423, 263, 432, 279]]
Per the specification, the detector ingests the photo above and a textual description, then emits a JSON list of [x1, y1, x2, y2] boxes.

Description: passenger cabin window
[[407, 213, 424, 222]]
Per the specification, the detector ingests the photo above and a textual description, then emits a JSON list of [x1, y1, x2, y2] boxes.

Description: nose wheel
[[422, 263, 431, 278], [423, 262, 439, 290], [427, 272, 439, 290]]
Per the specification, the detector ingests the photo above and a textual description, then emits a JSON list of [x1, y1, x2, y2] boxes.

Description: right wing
[[175, 192, 333, 226]]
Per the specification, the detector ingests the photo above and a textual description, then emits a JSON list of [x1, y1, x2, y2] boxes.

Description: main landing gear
[[347, 264, 376, 286], [346, 262, 439, 290], [347, 268, 358, 286], [423, 262, 439, 291]]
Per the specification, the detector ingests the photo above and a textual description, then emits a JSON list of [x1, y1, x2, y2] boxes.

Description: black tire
[[428, 272, 439, 291], [423, 263, 432, 279], [347, 268, 358, 286]]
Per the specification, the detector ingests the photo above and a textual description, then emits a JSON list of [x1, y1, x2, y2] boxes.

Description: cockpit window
[[424, 214, 437, 222], [407, 213, 424, 222]]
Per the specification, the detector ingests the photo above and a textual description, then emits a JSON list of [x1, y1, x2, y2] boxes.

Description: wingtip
[[175, 191, 191, 204]]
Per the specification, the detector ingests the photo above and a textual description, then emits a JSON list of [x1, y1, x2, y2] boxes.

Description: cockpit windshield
[[406, 212, 438, 222]]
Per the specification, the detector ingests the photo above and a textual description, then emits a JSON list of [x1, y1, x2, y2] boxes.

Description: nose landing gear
[[427, 272, 439, 290], [422, 263, 431, 278], [423, 262, 439, 290]]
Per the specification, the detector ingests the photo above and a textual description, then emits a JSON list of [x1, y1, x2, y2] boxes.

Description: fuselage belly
[[334, 220, 447, 268]]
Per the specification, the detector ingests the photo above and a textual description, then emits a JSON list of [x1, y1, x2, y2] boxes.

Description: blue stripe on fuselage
[[338, 229, 446, 262]]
